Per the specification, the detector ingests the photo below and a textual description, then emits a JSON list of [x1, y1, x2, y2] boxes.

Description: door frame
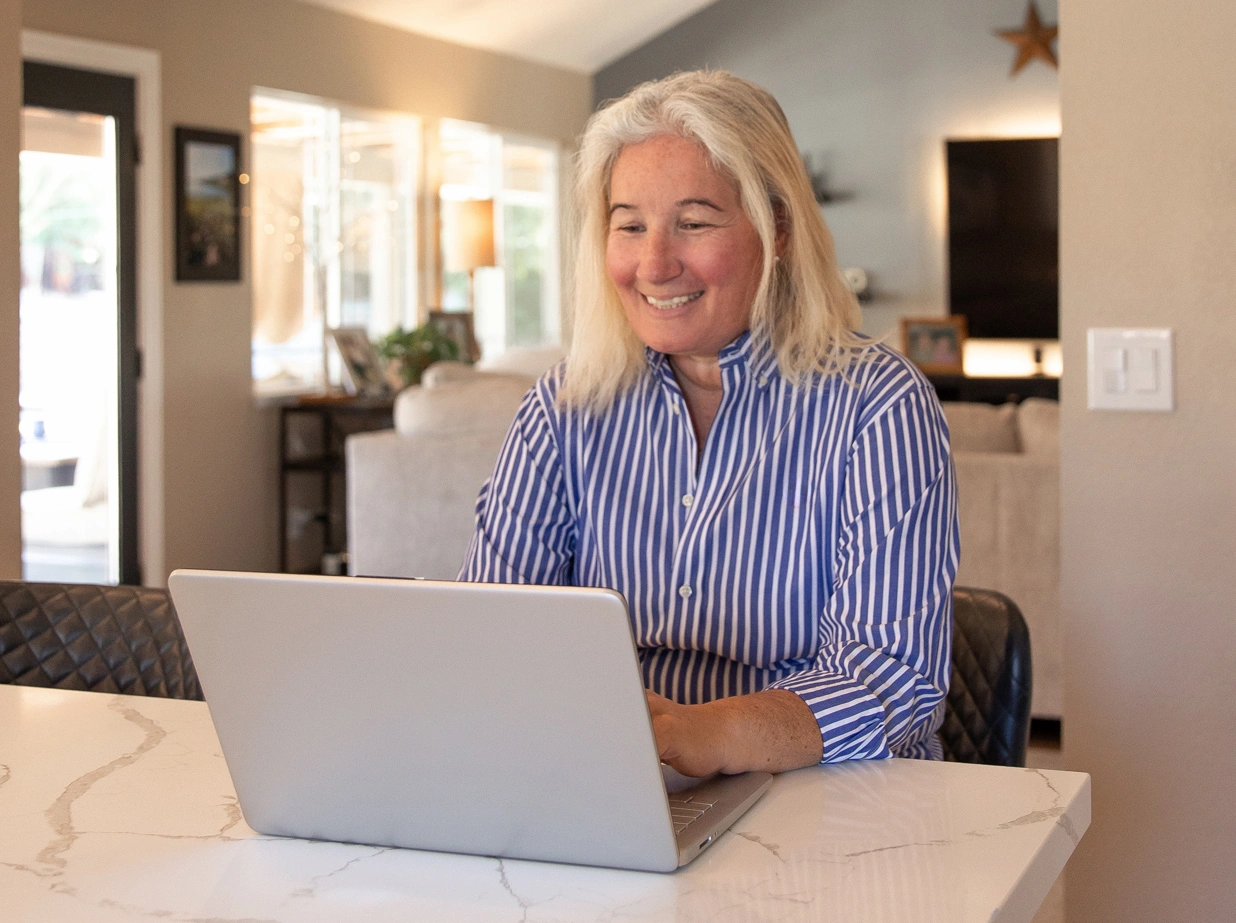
[[22, 31, 165, 585]]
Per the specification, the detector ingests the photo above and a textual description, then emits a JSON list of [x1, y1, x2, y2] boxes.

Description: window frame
[[250, 87, 424, 398], [437, 119, 562, 358]]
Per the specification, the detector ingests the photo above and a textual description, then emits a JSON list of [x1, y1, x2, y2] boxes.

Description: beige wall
[[13, 0, 592, 581], [1060, 0, 1236, 920], [0, 3, 18, 579]]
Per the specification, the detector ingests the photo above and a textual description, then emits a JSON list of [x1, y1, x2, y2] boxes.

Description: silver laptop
[[168, 570, 771, 872]]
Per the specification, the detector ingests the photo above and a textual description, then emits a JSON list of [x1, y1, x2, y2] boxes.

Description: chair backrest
[[0, 581, 202, 700], [941, 586, 1033, 766]]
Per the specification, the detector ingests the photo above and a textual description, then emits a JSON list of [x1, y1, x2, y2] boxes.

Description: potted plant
[[374, 323, 463, 388]]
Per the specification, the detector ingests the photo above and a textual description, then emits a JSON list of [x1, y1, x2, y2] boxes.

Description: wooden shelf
[[927, 375, 1059, 404], [279, 398, 394, 573]]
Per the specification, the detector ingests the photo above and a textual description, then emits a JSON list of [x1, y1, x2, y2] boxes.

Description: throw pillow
[[1018, 398, 1060, 456], [940, 401, 1021, 454]]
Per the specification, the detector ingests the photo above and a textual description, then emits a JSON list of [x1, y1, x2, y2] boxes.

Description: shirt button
[[670, 402, 680, 415], [678, 585, 692, 599], [681, 494, 694, 507], [758, 375, 769, 386]]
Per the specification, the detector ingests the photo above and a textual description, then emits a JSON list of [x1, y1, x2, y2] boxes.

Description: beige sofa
[[346, 350, 561, 582], [942, 399, 1060, 719], [348, 374, 1062, 718], [346, 369, 536, 581]]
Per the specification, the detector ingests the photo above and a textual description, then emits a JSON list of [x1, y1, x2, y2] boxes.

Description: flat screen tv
[[946, 137, 1058, 340]]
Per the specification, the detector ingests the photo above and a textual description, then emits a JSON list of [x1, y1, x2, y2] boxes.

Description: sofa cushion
[[1017, 398, 1060, 457], [952, 451, 1061, 717], [940, 401, 1021, 454], [477, 345, 566, 379], [394, 375, 534, 437], [421, 360, 477, 387]]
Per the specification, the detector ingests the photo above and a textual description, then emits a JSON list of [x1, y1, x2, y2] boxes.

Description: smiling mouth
[[644, 291, 703, 310]]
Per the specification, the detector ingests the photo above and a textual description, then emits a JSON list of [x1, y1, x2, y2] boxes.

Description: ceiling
[[290, 0, 719, 73]]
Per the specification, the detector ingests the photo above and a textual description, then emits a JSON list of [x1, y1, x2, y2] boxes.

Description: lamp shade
[[442, 198, 496, 273]]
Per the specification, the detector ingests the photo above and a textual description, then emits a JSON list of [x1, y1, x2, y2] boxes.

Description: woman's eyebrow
[[608, 198, 724, 216]]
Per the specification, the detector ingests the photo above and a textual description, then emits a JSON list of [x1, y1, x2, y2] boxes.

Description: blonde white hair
[[559, 70, 867, 412]]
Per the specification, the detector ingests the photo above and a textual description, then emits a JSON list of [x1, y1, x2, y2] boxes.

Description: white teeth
[[644, 292, 702, 309]]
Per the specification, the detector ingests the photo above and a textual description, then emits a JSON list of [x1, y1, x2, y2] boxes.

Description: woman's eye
[[614, 223, 643, 233], [680, 221, 711, 231]]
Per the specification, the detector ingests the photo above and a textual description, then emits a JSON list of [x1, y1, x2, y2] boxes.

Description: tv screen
[[946, 138, 1058, 339]]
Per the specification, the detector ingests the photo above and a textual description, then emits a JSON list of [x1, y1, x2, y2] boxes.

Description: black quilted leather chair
[[940, 586, 1033, 767], [0, 581, 202, 700]]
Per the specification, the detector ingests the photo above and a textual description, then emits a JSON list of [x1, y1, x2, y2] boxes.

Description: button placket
[[663, 383, 698, 610]]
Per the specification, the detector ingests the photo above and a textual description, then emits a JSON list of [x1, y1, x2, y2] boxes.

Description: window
[[439, 120, 560, 360], [250, 92, 420, 395]]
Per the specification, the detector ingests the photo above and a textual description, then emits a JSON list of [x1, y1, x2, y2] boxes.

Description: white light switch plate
[[1087, 328, 1174, 411]]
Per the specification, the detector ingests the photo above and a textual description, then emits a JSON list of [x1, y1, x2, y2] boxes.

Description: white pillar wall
[[0, 3, 20, 579], [1060, 0, 1236, 919]]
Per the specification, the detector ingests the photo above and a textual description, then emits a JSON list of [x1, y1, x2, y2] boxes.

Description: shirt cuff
[[766, 671, 894, 763]]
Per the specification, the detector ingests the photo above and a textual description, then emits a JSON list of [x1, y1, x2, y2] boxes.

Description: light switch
[[1087, 328, 1173, 411], [1101, 346, 1127, 395]]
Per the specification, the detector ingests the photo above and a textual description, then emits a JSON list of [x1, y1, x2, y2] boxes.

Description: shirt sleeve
[[458, 382, 577, 585], [765, 385, 959, 762]]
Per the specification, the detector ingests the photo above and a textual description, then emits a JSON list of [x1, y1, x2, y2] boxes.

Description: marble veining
[[38, 700, 167, 871], [843, 838, 955, 858], [496, 857, 556, 922], [292, 846, 393, 900], [218, 794, 244, 836], [735, 831, 783, 861], [0, 686, 1090, 923]]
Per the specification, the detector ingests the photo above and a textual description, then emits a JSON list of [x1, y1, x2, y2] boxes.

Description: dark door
[[20, 61, 139, 584]]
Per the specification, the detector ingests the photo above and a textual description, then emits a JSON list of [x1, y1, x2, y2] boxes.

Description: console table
[[927, 374, 1060, 405], [0, 685, 1089, 922], [278, 395, 393, 573]]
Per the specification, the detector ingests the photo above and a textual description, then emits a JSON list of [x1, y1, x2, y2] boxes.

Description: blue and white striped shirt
[[460, 333, 959, 762]]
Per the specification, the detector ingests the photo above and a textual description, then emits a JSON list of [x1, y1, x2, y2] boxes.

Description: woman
[[460, 71, 959, 776]]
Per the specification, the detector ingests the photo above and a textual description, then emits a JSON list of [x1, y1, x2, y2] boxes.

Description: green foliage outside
[[20, 153, 106, 260], [506, 204, 545, 347]]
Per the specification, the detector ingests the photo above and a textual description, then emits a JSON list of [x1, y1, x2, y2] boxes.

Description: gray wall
[[595, 0, 1059, 338], [1060, 0, 1236, 918]]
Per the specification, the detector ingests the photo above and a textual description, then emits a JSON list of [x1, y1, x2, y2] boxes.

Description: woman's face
[[606, 134, 766, 362]]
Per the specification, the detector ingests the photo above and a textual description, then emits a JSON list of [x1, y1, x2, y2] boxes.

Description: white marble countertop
[[0, 685, 1089, 923]]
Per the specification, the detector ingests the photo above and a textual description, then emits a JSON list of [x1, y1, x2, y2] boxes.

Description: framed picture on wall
[[901, 315, 968, 375], [174, 126, 242, 281]]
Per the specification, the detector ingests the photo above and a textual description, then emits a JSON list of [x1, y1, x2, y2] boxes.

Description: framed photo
[[428, 310, 481, 363], [328, 327, 391, 398], [901, 316, 968, 375], [175, 127, 241, 281]]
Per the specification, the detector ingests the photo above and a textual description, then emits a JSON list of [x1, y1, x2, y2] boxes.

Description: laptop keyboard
[[668, 791, 717, 833]]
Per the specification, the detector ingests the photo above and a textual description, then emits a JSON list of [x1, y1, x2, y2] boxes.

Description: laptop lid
[[169, 570, 682, 872]]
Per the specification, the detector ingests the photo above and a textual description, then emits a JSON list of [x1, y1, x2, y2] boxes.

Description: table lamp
[[442, 198, 496, 315]]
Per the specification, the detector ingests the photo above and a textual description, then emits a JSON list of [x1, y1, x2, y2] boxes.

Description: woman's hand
[[645, 689, 824, 777]]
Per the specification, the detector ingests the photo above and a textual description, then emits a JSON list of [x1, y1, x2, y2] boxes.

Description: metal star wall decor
[[997, 1, 1058, 76]]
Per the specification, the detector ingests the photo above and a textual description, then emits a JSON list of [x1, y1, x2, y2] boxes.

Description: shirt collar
[[644, 330, 778, 385]]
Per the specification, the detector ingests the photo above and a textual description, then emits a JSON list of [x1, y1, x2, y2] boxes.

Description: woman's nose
[[637, 231, 681, 284]]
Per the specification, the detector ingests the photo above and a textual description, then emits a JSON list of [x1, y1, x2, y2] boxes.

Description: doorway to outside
[[19, 61, 139, 585]]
